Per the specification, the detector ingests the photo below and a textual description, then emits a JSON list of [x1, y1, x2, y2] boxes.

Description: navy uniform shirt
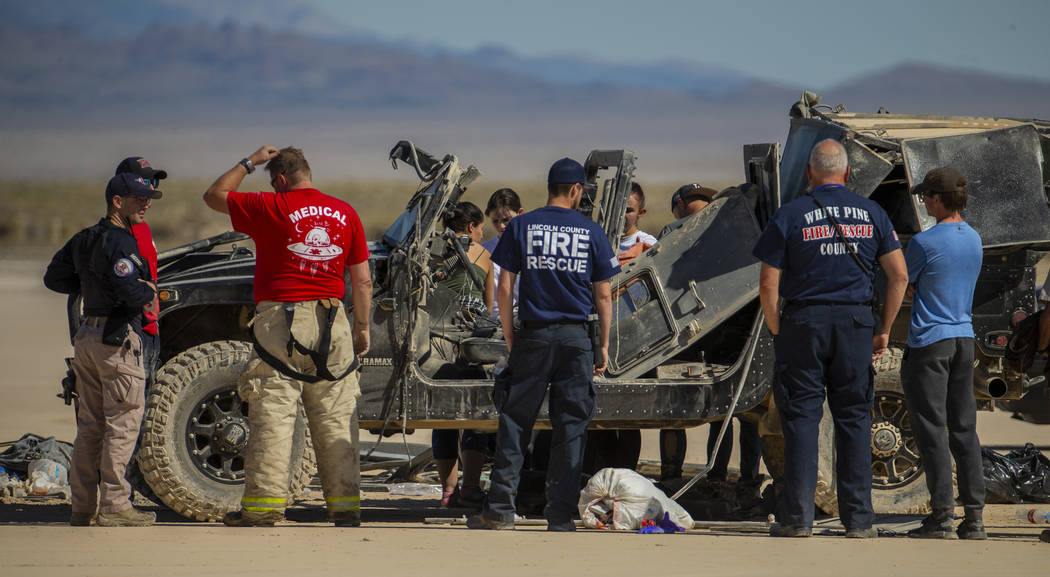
[[491, 206, 620, 322], [752, 184, 900, 303], [45, 218, 155, 329]]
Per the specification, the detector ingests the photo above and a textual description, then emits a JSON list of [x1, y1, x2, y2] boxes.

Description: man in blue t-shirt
[[468, 157, 619, 531], [902, 167, 986, 540], [753, 139, 908, 538]]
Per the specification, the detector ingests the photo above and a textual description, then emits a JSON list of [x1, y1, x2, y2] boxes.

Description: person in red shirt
[[114, 156, 166, 385], [203, 145, 372, 527]]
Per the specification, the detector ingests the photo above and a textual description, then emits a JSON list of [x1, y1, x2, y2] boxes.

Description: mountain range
[[2, 2, 1049, 182]]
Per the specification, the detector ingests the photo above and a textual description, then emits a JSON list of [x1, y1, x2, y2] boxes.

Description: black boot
[[957, 508, 987, 540]]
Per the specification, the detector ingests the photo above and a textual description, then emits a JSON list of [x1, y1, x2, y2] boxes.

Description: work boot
[[69, 512, 96, 526], [546, 519, 576, 532], [222, 509, 284, 527], [769, 523, 812, 537], [956, 519, 987, 540], [844, 527, 878, 539], [330, 510, 361, 527], [907, 514, 957, 539], [466, 510, 514, 530], [96, 507, 156, 527]]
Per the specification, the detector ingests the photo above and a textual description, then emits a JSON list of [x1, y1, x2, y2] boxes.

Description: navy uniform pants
[[485, 322, 596, 524], [773, 303, 875, 530]]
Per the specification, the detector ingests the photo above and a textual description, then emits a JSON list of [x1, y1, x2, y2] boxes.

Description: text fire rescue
[[802, 205, 873, 256]]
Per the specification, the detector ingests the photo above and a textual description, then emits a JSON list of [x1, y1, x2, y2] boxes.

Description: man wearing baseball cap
[[115, 157, 167, 389], [903, 167, 986, 539], [469, 157, 619, 531], [44, 173, 162, 526]]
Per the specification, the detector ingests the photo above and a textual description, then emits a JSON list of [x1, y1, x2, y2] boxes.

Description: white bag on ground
[[578, 468, 694, 530]]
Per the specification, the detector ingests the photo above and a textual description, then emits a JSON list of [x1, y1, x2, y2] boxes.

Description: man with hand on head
[[203, 146, 372, 527], [44, 173, 162, 527], [469, 158, 619, 532]]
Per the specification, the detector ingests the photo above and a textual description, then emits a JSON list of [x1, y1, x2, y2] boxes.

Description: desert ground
[[1, 257, 1047, 576]]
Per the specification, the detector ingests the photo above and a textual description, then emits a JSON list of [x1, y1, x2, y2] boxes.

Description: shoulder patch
[[113, 258, 135, 278]]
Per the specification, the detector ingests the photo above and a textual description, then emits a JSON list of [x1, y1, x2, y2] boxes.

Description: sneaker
[[546, 519, 576, 532], [907, 515, 958, 539], [769, 523, 812, 537], [96, 507, 155, 527], [69, 512, 96, 526], [956, 519, 987, 540], [222, 509, 284, 527], [330, 510, 361, 527], [466, 511, 514, 530], [454, 486, 486, 510], [845, 527, 878, 539]]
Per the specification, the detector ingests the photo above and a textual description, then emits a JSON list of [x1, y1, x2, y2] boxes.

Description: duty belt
[[784, 299, 871, 307], [521, 319, 586, 329]]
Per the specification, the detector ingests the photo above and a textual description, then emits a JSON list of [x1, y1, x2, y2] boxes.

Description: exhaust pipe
[[974, 365, 1009, 399]]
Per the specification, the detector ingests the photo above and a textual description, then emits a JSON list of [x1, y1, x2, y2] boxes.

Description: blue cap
[[105, 173, 163, 201], [548, 157, 586, 186]]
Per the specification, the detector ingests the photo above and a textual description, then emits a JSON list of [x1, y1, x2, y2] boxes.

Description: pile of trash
[[0, 434, 73, 499], [984, 443, 1050, 504], [578, 468, 693, 532]]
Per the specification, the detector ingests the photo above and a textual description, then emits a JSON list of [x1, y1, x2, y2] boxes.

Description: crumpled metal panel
[[902, 124, 1050, 247], [605, 193, 762, 378]]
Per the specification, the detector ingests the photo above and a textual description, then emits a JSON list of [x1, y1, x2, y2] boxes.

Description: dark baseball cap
[[548, 157, 587, 186], [671, 183, 717, 211], [115, 156, 168, 181], [105, 173, 163, 201], [912, 167, 966, 196]]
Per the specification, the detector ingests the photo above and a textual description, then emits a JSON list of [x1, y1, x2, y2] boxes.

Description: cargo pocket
[[107, 333, 146, 409]]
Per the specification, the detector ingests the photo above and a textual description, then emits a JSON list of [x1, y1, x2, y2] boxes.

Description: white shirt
[[483, 237, 518, 318], [619, 230, 658, 253]]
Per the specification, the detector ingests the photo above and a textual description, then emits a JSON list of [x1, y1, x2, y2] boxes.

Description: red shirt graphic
[[226, 188, 369, 303], [131, 222, 159, 335]]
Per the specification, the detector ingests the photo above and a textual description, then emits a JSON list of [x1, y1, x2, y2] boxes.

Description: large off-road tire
[[137, 341, 317, 521], [761, 348, 933, 515]]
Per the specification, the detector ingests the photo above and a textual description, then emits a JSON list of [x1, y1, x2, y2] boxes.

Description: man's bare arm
[[759, 263, 782, 336], [348, 260, 373, 358], [875, 248, 908, 359], [203, 145, 278, 214], [592, 279, 612, 375]]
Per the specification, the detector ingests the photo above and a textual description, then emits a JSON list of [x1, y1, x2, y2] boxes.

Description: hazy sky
[[308, 0, 1050, 87]]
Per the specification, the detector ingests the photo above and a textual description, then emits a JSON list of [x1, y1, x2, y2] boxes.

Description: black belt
[[521, 319, 586, 329], [785, 299, 871, 307]]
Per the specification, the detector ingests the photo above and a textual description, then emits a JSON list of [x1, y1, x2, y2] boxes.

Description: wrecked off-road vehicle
[[742, 92, 1050, 514], [63, 93, 1050, 521]]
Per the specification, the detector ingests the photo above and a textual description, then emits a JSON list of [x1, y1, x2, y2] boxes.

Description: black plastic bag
[[0, 433, 74, 475], [982, 444, 1050, 504]]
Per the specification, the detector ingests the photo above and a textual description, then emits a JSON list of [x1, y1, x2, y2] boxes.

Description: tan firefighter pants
[[69, 319, 146, 514], [238, 300, 361, 519]]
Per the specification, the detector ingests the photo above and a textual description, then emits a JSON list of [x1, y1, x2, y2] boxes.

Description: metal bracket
[[688, 280, 706, 311]]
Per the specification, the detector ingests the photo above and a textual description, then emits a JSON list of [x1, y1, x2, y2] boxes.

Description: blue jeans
[[773, 303, 875, 530], [485, 323, 596, 524]]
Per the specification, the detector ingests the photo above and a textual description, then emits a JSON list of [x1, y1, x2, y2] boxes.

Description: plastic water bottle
[[1016, 508, 1050, 524], [388, 483, 442, 497], [27, 459, 68, 495]]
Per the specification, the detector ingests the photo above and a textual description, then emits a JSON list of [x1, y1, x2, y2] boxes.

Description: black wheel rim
[[870, 388, 924, 489], [184, 387, 249, 485]]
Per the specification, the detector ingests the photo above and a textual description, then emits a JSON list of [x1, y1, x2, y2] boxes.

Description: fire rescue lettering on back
[[801, 204, 872, 256], [526, 223, 590, 273], [288, 205, 348, 226]]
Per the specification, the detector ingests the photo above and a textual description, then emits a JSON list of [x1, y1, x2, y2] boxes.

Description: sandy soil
[[1, 259, 1048, 576]]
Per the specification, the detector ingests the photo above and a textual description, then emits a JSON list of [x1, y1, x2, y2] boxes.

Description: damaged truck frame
[[67, 94, 1050, 521]]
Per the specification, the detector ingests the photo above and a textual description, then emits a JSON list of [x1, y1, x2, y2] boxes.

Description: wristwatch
[[238, 158, 255, 174]]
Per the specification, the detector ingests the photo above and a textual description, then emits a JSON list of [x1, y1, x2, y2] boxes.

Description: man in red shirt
[[203, 146, 373, 527], [115, 156, 165, 384]]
